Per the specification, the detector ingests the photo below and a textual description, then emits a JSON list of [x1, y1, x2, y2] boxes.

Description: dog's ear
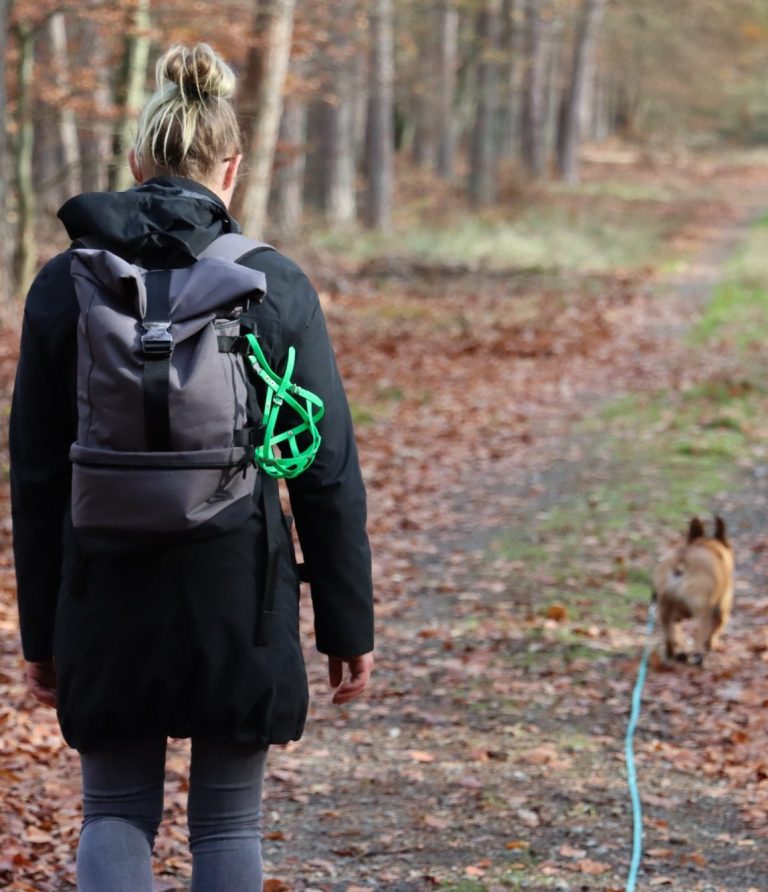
[[714, 515, 729, 546], [688, 517, 705, 543]]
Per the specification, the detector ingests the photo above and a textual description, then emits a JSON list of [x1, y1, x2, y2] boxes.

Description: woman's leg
[[188, 739, 268, 892], [77, 738, 166, 892]]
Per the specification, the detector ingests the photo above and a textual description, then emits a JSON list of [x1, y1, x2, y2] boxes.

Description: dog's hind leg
[[708, 591, 732, 651], [660, 603, 684, 661], [692, 606, 719, 665]]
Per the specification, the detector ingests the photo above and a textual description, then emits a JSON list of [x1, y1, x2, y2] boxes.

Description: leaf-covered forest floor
[[2, 150, 768, 891]]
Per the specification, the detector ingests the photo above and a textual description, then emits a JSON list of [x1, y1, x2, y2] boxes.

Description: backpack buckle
[[141, 322, 174, 356]]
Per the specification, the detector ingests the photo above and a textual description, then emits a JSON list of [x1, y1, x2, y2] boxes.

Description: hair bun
[[157, 43, 236, 103]]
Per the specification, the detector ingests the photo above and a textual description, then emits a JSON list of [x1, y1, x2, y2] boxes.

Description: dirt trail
[[257, 176, 768, 892]]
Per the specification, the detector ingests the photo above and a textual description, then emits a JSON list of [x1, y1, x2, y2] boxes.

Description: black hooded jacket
[[10, 178, 374, 751]]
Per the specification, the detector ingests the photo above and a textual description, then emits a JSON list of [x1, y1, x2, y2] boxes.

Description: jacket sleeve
[[10, 254, 78, 662], [284, 294, 374, 658], [246, 254, 374, 658]]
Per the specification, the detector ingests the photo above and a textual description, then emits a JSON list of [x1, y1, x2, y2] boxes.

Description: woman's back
[[11, 43, 374, 890]]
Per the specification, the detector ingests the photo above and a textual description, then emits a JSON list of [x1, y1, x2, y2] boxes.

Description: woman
[[10, 43, 374, 891]]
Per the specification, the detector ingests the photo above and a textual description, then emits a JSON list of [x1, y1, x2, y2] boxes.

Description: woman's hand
[[327, 652, 373, 705], [25, 659, 57, 708]]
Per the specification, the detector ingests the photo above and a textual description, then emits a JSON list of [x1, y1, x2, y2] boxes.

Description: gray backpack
[[68, 233, 270, 553]]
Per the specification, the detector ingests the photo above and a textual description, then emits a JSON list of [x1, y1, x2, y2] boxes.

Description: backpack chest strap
[[142, 269, 174, 451]]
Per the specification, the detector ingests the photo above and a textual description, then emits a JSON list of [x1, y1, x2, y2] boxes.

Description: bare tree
[[557, 0, 607, 183], [233, 0, 297, 237], [435, 0, 459, 180], [0, 0, 10, 300], [11, 23, 37, 296], [521, 0, 553, 176], [77, 15, 112, 192], [49, 13, 82, 200], [325, 2, 360, 225], [271, 93, 307, 235], [411, 4, 439, 170], [109, 0, 151, 191], [498, 0, 526, 160], [364, 0, 395, 229], [468, 0, 500, 205]]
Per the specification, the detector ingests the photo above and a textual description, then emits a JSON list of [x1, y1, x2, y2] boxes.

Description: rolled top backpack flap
[[70, 248, 147, 313], [162, 259, 266, 322]]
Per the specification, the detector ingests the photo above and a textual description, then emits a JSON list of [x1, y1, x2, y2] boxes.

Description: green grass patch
[[691, 281, 768, 349], [312, 193, 681, 274], [438, 881, 488, 892], [693, 215, 768, 351]]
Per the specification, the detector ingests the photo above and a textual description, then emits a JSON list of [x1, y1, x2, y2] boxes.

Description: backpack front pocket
[[70, 444, 257, 535]]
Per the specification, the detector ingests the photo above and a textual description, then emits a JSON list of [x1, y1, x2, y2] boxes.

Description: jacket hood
[[58, 177, 240, 261]]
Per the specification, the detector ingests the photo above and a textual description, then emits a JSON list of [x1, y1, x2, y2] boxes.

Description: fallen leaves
[[571, 858, 611, 874], [407, 750, 435, 763], [546, 603, 568, 622], [3, 161, 768, 891]]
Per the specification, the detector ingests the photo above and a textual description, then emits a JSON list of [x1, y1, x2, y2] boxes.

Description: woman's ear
[[222, 154, 243, 193], [128, 148, 145, 184]]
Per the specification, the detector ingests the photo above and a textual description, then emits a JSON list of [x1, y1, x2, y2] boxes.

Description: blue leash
[[624, 599, 657, 892]]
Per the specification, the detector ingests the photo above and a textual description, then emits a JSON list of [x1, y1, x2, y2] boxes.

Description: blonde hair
[[134, 43, 242, 182]]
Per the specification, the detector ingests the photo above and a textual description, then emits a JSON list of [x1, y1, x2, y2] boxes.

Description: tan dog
[[653, 516, 734, 665]]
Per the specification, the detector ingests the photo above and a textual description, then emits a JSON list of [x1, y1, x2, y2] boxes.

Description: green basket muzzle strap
[[244, 333, 325, 479]]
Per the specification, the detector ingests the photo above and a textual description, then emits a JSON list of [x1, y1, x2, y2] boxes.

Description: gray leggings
[[77, 738, 268, 892]]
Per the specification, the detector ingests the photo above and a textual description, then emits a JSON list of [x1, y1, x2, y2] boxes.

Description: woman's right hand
[[25, 659, 57, 708], [327, 652, 373, 705]]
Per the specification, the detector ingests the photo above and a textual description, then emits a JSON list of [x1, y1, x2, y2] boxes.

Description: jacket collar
[[58, 176, 241, 260]]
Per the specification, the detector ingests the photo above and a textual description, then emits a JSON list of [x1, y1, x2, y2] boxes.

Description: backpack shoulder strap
[[199, 233, 275, 264]]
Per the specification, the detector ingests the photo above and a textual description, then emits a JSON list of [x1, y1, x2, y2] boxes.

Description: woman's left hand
[[25, 659, 57, 708]]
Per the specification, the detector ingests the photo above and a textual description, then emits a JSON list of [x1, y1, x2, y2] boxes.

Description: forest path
[[257, 166, 768, 892]]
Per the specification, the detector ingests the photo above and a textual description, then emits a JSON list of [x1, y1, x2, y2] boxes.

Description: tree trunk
[[232, 0, 297, 237], [325, 2, 359, 225], [468, 0, 500, 205], [77, 16, 112, 192], [109, 0, 151, 192], [303, 99, 328, 211], [0, 0, 10, 301], [591, 68, 610, 142], [544, 16, 563, 162], [271, 94, 306, 235], [364, 0, 394, 229], [12, 24, 37, 297], [326, 93, 358, 224], [48, 13, 82, 200], [521, 0, 552, 177], [411, 6, 439, 170], [557, 0, 607, 183], [498, 0, 525, 160], [435, 0, 458, 180]]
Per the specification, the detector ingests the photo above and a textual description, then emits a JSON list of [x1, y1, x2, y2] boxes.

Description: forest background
[[3, 0, 768, 297], [5, 1, 768, 890]]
